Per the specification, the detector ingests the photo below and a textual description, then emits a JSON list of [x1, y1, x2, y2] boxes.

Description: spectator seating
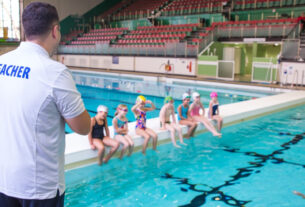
[[98, 0, 133, 19], [113, 0, 170, 20], [70, 28, 129, 45], [234, 0, 305, 10], [162, 0, 228, 16], [60, 30, 83, 45], [113, 23, 199, 47]]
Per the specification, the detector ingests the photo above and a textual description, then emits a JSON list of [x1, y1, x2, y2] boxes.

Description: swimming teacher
[[0, 2, 90, 207]]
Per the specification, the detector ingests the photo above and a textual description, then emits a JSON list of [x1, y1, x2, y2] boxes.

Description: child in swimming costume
[[189, 92, 222, 137], [88, 105, 119, 165], [131, 95, 158, 155], [177, 93, 197, 138], [159, 96, 187, 148], [209, 92, 223, 132], [113, 104, 134, 159]]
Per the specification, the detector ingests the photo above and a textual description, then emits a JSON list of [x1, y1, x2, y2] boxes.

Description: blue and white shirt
[[0, 42, 85, 199]]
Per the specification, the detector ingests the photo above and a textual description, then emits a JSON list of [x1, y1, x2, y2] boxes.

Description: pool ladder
[[290, 68, 305, 88]]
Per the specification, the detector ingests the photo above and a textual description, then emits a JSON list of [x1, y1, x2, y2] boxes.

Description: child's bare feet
[[213, 132, 222, 138], [153, 149, 160, 153], [184, 134, 190, 139], [174, 144, 182, 148], [98, 158, 103, 166], [181, 142, 188, 146], [103, 158, 109, 164]]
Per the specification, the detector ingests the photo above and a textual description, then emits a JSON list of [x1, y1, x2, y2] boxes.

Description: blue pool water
[[65, 104, 305, 207], [66, 72, 276, 133]]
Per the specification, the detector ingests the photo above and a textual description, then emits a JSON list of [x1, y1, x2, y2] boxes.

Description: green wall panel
[[201, 42, 281, 75], [198, 56, 218, 61], [198, 65, 217, 76]]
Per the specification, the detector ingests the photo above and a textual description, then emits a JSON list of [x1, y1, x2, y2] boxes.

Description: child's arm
[[171, 105, 177, 124], [124, 121, 129, 134], [131, 102, 141, 117], [177, 105, 184, 120], [159, 106, 166, 130], [88, 118, 95, 149], [199, 102, 205, 116], [112, 118, 120, 134], [293, 191, 305, 199], [209, 101, 213, 118], [189, 103, 194, 113], [112, 118, 128, 134], [145, 100, 156, 111], [187, 110, 192, 121], [104, 119, 110, 137]]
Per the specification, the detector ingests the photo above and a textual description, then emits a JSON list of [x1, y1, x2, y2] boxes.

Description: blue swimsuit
[[114, 117, 127, 135], [178, 104, 189, 121]]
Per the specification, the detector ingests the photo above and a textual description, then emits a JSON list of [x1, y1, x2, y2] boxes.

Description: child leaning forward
[[159, 96, 187, 148], [113, 104, 134, 159], [88, 105, 119, 165], [189, 92, 221, 137], [177, 93, 197, 138]]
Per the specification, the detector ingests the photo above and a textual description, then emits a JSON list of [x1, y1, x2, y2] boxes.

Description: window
[[0, 0, 20, 40]]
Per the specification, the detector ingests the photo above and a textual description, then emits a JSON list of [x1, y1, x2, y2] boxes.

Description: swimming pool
[[64, 104, 305, 207], [66, 71, 279, 133]]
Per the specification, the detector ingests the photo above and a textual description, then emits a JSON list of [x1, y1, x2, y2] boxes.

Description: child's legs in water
[[192, 116, 221, 136], [92, 138, 105, 165], [212, 115, 223, 131], [115, 134, 130, 159], [171, 123, 187, 145], [136, 128, 151, 155], [145, 128, 158, 151], [124, 134, 134, 156], [102, 136, 119, 163], [165, 123, 180, 148], [179, 119, 197, 137]]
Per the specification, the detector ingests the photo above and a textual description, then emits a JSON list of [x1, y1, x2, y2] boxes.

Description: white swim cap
[[97, 105, 108, 113], [192, 92, 200, 100], [182, 93, 191, 100]]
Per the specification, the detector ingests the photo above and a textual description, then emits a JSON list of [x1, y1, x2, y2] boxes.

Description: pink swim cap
[[210, 92, 218, 98]]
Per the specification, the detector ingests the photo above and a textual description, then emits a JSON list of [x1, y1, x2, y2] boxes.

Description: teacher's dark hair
[[22, 2, 59, 39]]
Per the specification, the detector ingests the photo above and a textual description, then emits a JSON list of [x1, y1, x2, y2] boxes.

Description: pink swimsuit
[[190, 104, 201, 116]]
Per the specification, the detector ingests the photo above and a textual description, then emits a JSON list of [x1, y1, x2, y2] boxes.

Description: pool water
[[65, 83, 269, 134], [65, 104, 305, 207]]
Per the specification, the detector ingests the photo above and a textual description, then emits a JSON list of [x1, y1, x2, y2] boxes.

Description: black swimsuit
[[91, 117, 105, 140]]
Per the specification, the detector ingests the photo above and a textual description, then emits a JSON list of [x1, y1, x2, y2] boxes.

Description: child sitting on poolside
[[189, 92, 222, 137], [88, 105, 119, 165], [209, 92, 223, 132], [131, 95, 158, 155], [177, 93, 197, 138], [113, 104, 134, 159], [160, 96, 187, 148]]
